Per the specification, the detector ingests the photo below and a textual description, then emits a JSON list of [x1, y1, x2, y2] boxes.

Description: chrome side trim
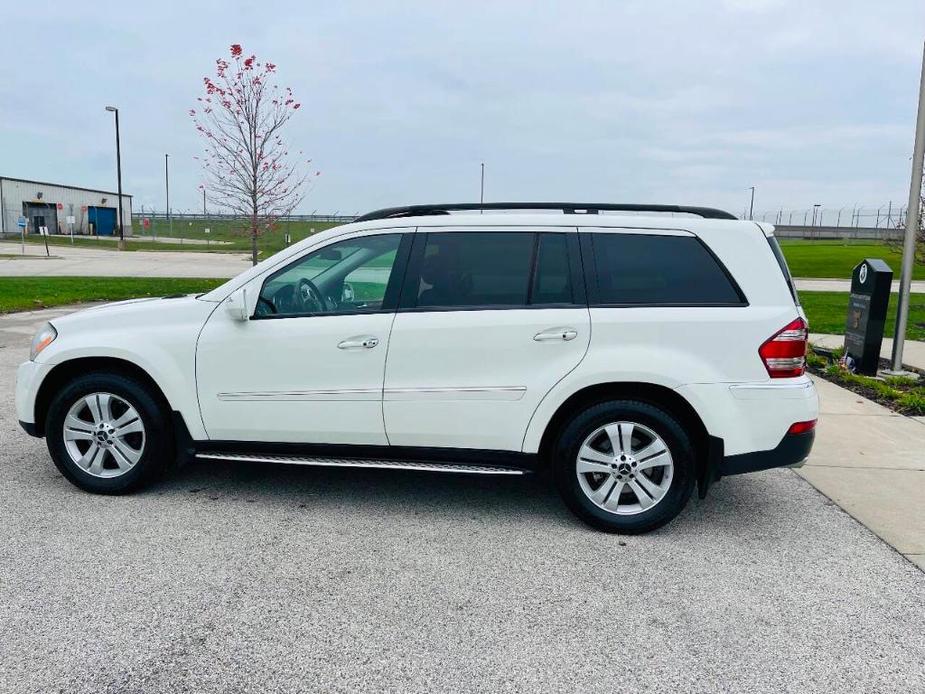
[[218, 386, 528, 402], [195, 452, 526, 475], [383, 386, 527, 402], [217, 388, 380, 402]]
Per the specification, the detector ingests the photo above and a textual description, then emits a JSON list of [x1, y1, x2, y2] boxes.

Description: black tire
[[553, 400, 696, 534], [45, 371, 174, 494]]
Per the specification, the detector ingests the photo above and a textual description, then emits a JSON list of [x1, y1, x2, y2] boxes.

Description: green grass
[[800, 291, 925, 341], [779, 239, 924, 280], [16, 236, 237, 254], [0, 277, 225, 314], [134, 217, 343, 255], [807, 347, 925, 416], [823, 363, 925, 414]]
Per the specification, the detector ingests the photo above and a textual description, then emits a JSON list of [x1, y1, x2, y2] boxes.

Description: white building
[[0, 176, 133, 237]]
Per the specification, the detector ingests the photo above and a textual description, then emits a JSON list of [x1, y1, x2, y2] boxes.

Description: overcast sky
[[2, 0, 923, 219]]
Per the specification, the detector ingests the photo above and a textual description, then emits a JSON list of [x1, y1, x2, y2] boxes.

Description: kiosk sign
[[844, 258, 892, 375]]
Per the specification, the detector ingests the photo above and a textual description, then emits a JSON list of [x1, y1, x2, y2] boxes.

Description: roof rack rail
[[353, 202, 737, 223]]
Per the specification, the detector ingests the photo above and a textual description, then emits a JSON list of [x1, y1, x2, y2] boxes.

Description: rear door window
[[412, 232, 534, 309], [588, 232, 744, 306], [403, 231, 583, 310], [532, 233, 574, 305]]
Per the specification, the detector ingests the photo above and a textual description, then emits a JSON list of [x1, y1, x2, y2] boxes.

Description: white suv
[[16, 203, 818, 533]]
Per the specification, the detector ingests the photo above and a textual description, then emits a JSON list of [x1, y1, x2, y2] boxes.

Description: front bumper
[[15, 359, 49, 435]]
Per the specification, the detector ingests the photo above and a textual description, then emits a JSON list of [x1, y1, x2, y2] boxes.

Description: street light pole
[[480, 162, 485, 214], [105, 106, 125, 250], [165, 154, 172, 238], [891, 39, 925, 374], [748, 186, 755, 220]]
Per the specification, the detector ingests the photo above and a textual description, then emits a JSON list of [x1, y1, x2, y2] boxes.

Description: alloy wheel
[[62, 392, 146, 478], [575, 421, 674, 515]]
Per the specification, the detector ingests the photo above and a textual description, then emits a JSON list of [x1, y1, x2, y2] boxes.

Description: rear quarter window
[[766, 235, 800, 305], [588, 233, 745, 306]]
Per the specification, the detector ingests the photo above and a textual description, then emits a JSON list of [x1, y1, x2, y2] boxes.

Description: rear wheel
[[45, 372, 174, 494], [553, 400, 695, 533]]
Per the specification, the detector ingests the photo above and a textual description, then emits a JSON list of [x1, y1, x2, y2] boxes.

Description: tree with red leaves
[[191, 44, 318, 265]]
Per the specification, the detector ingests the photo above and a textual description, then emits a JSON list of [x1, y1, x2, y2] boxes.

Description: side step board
[[195, 452, 528, 476]]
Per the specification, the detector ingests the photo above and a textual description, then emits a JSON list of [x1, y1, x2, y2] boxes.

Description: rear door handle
[[534, 328, 578, 342], [338, 335, 379, 350]]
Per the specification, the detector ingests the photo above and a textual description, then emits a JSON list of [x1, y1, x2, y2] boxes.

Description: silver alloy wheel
[[62, 392, 146, 478], [575, 421, 674, 515]]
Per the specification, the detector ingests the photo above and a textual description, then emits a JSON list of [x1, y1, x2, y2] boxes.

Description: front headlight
[[30, 323, 57, 361]]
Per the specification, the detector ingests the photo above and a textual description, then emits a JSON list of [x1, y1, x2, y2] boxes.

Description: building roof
[[0, 176, 132, 198]]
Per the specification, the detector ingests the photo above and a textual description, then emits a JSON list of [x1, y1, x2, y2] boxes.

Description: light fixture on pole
[[104, 106, 125, 250]]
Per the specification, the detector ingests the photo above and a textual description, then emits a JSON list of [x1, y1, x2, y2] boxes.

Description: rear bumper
[[677, 376, 818, 457], [720, 430, 815, 476], [682, 376, 818, 497]]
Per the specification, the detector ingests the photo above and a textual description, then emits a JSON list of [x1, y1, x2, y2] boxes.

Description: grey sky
[[1, 0, 923, 218]]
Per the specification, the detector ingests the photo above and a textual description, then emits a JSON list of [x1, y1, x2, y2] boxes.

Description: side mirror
[[225, 288, 249, 321]]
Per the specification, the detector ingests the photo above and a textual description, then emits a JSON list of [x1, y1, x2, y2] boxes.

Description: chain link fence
[[748, 204, 910, 229]]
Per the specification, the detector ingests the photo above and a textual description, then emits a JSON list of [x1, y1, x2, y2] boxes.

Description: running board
[[195, 452, 527, 476]]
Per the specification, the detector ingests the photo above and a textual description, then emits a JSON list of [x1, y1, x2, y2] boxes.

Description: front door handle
[[338, 335, 379, 350], [534, 327, 578, 342]]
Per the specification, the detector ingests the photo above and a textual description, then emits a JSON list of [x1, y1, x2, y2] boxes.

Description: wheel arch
[[535, 382, 712, 480], [33, 357, 172, 437]]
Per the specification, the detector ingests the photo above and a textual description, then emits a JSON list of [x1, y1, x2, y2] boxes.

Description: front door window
[[255, 234, 403, 317]]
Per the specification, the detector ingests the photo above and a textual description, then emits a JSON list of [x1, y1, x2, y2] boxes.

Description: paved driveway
[[1, 311, 923, 692], [0, 243, 249, 278]]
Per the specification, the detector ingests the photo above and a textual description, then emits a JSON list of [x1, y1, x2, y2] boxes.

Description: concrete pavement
[[798, 377, 925, 570], [1, 305, 923, 692], [0, 241, 249, 277], [796, 277, 925, 293]]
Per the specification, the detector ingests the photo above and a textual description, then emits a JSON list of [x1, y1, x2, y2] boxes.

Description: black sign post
[[844, 258, 892, 375]]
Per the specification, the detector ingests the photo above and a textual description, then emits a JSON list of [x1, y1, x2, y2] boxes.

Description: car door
[[196, 230, 411, 444], [383, 227, 591, 451]]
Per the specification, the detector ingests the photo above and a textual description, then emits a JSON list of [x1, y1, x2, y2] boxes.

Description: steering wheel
[[297, 277, 328, 313]]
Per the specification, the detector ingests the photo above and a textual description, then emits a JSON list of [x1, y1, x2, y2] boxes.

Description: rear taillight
[[759, 317, 807, 378]]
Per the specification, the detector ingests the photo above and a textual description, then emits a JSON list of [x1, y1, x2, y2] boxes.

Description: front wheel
[[45, 372, 174, 494], [553, 400, 696, 533]]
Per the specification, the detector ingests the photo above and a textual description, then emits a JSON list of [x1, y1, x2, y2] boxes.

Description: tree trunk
[[250, 210, 258, 266]]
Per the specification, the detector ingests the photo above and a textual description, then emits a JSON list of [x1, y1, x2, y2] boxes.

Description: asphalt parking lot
[[1, 311, 924, 693]]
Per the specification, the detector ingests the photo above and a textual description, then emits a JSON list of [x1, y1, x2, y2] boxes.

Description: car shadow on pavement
[[130, 457, 794, 536]]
